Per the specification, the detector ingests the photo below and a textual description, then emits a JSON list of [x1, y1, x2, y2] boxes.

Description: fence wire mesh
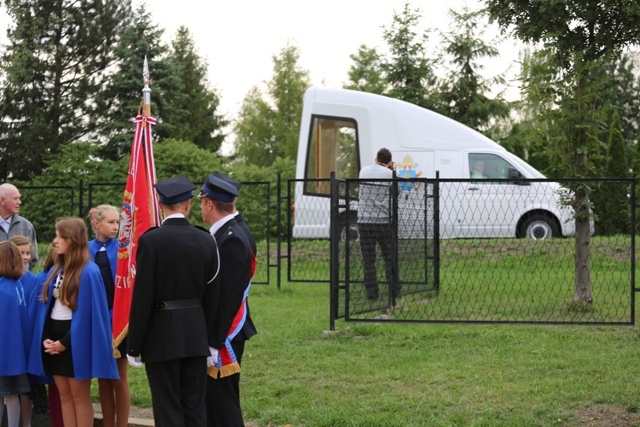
[[328, 177, 634, 325]]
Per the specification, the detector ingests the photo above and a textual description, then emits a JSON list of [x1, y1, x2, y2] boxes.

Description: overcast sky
[[0, 1, 522, 135], [144, 0, 521, 122]]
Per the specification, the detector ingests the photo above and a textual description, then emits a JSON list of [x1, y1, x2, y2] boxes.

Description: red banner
[[112, 115, 159, 357]]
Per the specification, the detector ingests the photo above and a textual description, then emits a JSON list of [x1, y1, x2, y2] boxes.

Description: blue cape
[[28, 262, 119, 380], [0, 277, 30, 375]]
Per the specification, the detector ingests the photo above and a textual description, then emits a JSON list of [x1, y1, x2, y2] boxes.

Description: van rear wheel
[[521, 215, 559, 240], [339, 214, 359, 242]]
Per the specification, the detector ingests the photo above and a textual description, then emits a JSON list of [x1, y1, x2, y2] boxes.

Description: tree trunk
[[572, 72, 592, 303], [573, 195, 592, 303]]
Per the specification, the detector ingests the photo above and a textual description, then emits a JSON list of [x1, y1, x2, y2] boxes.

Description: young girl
[[89, 204, 131, 427], [34, 245, 64, 427], [28, 217, 119, 427], [9, 235, 39, 427], [0, 241, 31, 427]]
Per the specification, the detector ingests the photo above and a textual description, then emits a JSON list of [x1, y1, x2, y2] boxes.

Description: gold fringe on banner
[[112, 325, 129, 359]]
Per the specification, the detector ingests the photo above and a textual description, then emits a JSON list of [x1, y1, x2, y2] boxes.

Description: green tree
[[233, 44, 309, 168], [344, 45, 386, 94], [597, 53, 640, 168], [95, 4, 172, 160], [0, 0, 132, 180], [381, 1, 438, 110], [438, 6, 510, 131], [592, 111, 630, 235], [486, 0, 640, 303], [160, 26, 227, 153], [18, 142, 127, 242]]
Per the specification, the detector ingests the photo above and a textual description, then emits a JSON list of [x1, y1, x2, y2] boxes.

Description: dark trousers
[[358, 223, 398, 298], [145, 356, 207, 427], [206, 340, 245, 427]]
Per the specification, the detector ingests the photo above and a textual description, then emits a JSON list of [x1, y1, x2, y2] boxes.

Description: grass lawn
[[85, 235, 640, 427], [118, 278, 640, 427]]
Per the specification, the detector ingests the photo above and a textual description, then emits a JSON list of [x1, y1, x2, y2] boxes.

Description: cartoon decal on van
[[396, 155, 423, 192]]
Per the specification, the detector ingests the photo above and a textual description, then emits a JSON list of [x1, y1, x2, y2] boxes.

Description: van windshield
[[505, 153, 546, 178]]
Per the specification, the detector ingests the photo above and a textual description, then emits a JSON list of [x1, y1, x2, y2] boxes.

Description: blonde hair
[[41, 217, 90, 310], [88, 204, 119, 231]]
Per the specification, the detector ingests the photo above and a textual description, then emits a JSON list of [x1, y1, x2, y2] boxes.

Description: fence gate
[[326, 176, 635, 329], [329, 174, 439, 329]]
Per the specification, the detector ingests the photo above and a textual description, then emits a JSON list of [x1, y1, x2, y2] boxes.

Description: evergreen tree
[[0, 0, 132, 180], [438, 6, 510, 131], [598, 53, 640, 168], [381, 1, 438, 110], [593, 111, 630, 235], [269, 44, 310, 160], [95, 4, 172, 160], [161, 26, 227, 153], [344, 45, 386, 94]]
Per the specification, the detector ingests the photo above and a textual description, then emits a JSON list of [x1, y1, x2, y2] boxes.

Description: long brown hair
[[41, 217, 90, 310]]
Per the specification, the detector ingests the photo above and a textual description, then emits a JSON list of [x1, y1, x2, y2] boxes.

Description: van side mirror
[[508, 167, 530, 185]]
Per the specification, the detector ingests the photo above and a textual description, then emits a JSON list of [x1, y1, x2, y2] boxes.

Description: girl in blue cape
[[28, 217, 119, 427], [0, 241, 31, 427], [9, 235, 39, 427], [89, 204, 131, 427]]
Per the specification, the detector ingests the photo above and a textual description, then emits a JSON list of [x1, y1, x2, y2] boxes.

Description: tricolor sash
[[208, 283, 251, 379]]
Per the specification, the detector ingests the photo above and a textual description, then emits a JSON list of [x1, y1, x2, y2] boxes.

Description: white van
[[292, 86, 577, 240]]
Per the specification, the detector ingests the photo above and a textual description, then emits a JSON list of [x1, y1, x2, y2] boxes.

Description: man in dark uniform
[[212, 171, 257, 257], [127, 175, 220, 427], [199, 174, 256, 427]]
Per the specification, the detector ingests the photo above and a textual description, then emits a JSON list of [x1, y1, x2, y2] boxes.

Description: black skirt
[[43, 319, 74, 378]]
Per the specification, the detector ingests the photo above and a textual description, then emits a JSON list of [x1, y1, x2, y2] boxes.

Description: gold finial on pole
[[142, 56, 151, 117]]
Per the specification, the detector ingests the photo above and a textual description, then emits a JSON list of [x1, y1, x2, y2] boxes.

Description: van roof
[[305, 86, 506, 153]]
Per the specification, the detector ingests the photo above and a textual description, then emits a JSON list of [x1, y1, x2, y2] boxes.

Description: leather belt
[[152, 299, 201, 311]]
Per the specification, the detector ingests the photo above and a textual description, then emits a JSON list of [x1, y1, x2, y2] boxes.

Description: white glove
[[206, 347, 219, 368], [127, 354, 143, 368]]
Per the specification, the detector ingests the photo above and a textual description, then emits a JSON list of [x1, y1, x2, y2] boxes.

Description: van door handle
[[467, 186, 479, 191]]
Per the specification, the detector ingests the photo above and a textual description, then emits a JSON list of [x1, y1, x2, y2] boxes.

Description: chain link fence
[[319, 177, 635, 326]]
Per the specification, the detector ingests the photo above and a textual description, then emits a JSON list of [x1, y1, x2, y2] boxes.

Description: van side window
[[304, 116, 359, 196], [469, 153, 515, 181]]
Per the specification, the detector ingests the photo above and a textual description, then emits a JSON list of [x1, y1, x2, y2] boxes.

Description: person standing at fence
[[357, 147, 399, 301], [199, 174, 256, 427], [27, 217, 119, 427], [127, 175, 220, 427], [0, 241, 31, 427], [0, 184, 38, 268], [88, 204, 131, 427]]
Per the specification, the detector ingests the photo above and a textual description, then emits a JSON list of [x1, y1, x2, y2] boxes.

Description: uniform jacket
[[27, 262, 119, 380], [127, 217, 219, 363], [235, 212, 257, 257], [206, 217, 256, 378]]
